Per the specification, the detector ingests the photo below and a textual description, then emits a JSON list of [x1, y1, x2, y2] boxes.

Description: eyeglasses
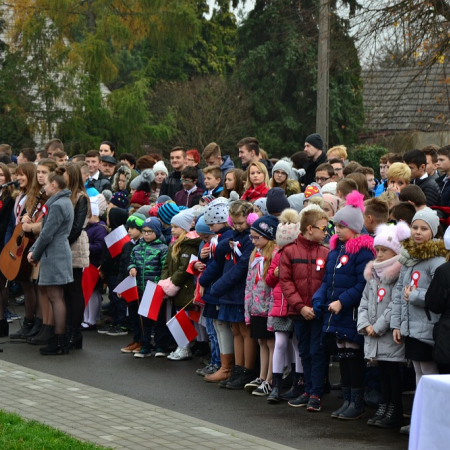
[[142, 230, 155, 235], [312, 225, 328, 233], [186, 158, 196, 163], [273, 170, 286, 176], [249, 235, 262, 241], [315, 177, 330, 183], [181, 178, 194, 183]]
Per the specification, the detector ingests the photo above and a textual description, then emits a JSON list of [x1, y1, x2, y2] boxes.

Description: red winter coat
[[279, 234, 329, 315], [266, 251, 287, 317]]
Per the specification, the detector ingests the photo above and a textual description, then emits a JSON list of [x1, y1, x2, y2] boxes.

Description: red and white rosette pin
[[411, 271, 421, 288], [41, 205, 49, 217], [316, 258, 325, 271], [336, 255, 349, 269], [377, 288, 386, 303]]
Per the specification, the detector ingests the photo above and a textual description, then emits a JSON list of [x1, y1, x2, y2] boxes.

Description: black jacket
[[425, 261, 450, 365], [301, 151, 327, 189], [414, 176, 441, 207], [68, 196, 88, 245], [86, 172, 111, 193], [160, 170, 182, 200], [437, 175, 450, 207]]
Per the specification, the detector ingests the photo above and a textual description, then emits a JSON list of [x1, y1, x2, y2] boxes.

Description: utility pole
[[316, 0, 330, 151]]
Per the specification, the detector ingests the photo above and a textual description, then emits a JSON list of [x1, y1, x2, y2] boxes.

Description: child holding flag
[[128, 217, 169, 358]]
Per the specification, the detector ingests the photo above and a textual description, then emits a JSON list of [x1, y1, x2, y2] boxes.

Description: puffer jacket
[[128, 237, 168, 293], [313, 234, 376, 344], [280, 234, 329, 316], [69, 195, 89, 269], [267, 251, 284, 317], [210, 228, 254, 306], [390, 238, 446, 345], [160, 233, 202, 307], [244, 248, 278, 324], [358, 258, 405, 362], [425, 261, 450, 365]]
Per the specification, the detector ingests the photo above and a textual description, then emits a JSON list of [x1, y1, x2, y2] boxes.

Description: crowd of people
[[1, 135, 450, 436]]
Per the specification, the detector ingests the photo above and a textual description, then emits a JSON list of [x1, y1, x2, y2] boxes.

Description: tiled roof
[[362, 66, 450, 132]]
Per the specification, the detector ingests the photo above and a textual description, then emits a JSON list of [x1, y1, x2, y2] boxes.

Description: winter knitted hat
[[253, 198, 269, 216], [195, 215, 215, 235], [90, 197, 100, 217], [130, 169, 155, 191], [203, 198, 229, 225], [322, 182, 337, 195], [266, 187, 290, 215], [304, 183, 323, 200], [251, 215, 279, 241], [323, 194, 340, 216], [137, 205, 152, 217], [374, 222, 411, 254], [272, 159, 293, 179], [412, 207, 440, 237], [158, 202, 180, 225], [288, 193, 304, 213], [110, 192, 129, 209], [156, 195, 172, 203], [130, 190, 149, 206], [171, 209, 194, 232], [333, 190, 365, 233], [153, 161, 169, 176], [127, 213, 146, 230], [276, 209, 301, 248], [305, 133, 323, 150], [143, 217, 162, 238]]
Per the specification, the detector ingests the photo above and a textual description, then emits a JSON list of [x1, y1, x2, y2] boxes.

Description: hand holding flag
[[113, 276, 138, 303]]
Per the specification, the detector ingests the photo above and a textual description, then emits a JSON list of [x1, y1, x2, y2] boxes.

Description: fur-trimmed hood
[[330, 234, 376, 256], [364, 258, 402, 283], [112, 165, 132, 192], [401, 237, 447, 261]]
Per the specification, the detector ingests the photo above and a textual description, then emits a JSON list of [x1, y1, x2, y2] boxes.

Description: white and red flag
[[113, 276, 138, 303], [105, 225, 130, 258], [138, 281, 165, 320], [166, 310, 198, 348]]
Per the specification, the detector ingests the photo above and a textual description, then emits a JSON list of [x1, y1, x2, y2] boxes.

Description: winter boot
[[219, 365, 243, 388], [10, 318, 34, 340], [267, 374, 283, 404], [338, 387, 365, 420], [25, 317, 42, 339], [280, 373, 305, 401], [66, 326, 83, 350], [331, 386, 351, 418], [29, 325, 55, 345], [205, 354, 234, 382], [226, 367, 258, 390], [39, 334, 69, 355], [374, 403, 403, 428], [0, 318, 9, 337], [367, 403, 387, 426]]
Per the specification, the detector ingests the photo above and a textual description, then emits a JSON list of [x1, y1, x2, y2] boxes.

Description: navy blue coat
[[210, 228, 254, 306], [312, 234, 375, 344], [199, 228, 234, 306]]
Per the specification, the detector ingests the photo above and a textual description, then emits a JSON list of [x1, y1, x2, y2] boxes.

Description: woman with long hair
[[221, 169, 245, 199], [57, 164, 91, 350], [0, 163, 17, 337], [241, 162, 270, 202], [269, 160, 301, 197]]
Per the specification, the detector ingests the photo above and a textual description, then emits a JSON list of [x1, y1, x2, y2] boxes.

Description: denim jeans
[[293, 317, 326, 397], [205, 317, 220, 366]]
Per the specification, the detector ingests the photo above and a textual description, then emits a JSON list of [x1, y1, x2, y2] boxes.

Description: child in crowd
[[336, 178, 358, 203], [253, 198, 269, 217], [379, 190, 399, 211], [129, 217, 169, 358], [313, 191, 376, 420], [157, 202, 180, 245], [244, 215, 279, 396], [221, 168, 245, 199], [159, 209, 202, 361], [390, 202, 416, 226], [242, 162, 270, 202], [209, 200, 257, 389], [280, 209, 330, 411], [174, 167, 203, 207], [322, 194, 340, 219], [269, 159, 301, 196], [203, 166, 223, 198], [391, 208, 446, 434], [398, 185, 427, 211], [358, 222, 410, 428], [363, 198, 389, 236]]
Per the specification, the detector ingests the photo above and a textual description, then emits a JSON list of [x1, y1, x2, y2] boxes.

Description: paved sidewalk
[[0, 360, 295, 450]]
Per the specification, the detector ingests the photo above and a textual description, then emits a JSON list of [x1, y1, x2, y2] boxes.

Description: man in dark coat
[[301, 133, 328, 190]]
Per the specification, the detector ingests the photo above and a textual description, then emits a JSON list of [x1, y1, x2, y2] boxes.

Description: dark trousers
[[107, 275, 127, 326], [293, 318, 326, 396], [378, 360, 403, 412], [64, 268, 84, 328]]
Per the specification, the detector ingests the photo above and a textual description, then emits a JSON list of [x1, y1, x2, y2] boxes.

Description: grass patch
[[0, 410, 113, 450]]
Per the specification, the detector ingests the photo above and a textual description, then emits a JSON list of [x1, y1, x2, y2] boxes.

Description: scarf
[[242, 183, 269, 202], [399, 238, 447, 267], [373, 254, 401, 279]]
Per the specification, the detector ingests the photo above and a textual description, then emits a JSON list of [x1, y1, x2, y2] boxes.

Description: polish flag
[[105, 225, 130, 258], [113, 276, 138, 303], [138, 281, 165, 320], [166, 310, 198, 348], [81, 264, 100, 307]]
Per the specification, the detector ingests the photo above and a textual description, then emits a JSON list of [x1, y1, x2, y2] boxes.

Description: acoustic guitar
[[0, 189, 46, 281]]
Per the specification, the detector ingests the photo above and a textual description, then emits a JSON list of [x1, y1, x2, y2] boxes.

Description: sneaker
[[169, 347, 192, 361], [252, 380, 272, 396], [288, 392, 310, 408], [132, 344, 142, 353], [5, 309, 21, 322], [97, 324, 114, 334], [155, 348, 168, 358], [307, 395, 322, 412], [106, 326, 128, 336], [134, 348, 153, 358], [81, 322, 97, 330], [167, 347, 182, 360], [121, 342, 140, 353], [196, 364, 219, 377], [244, 377, 263, 393]]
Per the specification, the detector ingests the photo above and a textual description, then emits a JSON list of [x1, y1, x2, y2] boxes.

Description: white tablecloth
[[409, 374, 450, 450]]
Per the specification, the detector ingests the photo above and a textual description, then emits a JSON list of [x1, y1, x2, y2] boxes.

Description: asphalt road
[[1, 306, 410, 450]]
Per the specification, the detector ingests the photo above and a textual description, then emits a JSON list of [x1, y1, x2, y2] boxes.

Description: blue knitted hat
[[157, 202, 180, 225]]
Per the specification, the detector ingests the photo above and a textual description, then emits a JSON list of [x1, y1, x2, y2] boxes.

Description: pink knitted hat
[[374, 222, 411, 254]]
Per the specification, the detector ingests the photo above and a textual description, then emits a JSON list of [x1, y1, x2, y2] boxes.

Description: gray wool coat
[[30, 189, 74, 286], [358, 259, 405, 362], [390, 255, 445, 346]]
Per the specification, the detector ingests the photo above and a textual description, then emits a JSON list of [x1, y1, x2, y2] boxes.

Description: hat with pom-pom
[[203, 198, 229, 225], [374, 222, 411, 254], [333, 190, 365, 233], [153, 161, 169, 176], [276, 208, 301, 248], [130, 169, 155, 191], [412, 207, 440, 237], [130, 190, 149, 206]]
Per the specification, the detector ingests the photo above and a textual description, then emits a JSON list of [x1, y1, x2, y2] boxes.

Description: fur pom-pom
[[246, 212, 259, 226], [229, 191, 240, 202], [396, 220, 411, 241], [279, 208, 300, 225], [345, 190, 365, 213], [141, 169, 155, 183]]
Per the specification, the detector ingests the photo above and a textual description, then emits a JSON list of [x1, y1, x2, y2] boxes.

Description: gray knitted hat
[[203, 198, 229, 225], [171, 209, 194, 232], [333, 191, 365, 233], [412, 207, 440, 237]]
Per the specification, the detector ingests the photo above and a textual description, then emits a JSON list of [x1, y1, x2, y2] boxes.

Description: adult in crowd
[[101, 155, 117, 183], [269, 159, 300, 196], [17, 148, 36, 164], [99, 141, 116, 158], [186, 149, 206, 191], [326, 145, 348, 164], [160, 147, 187, 199], [238, 137, 273, 177], [329, 158, 345, 181], [301, 133, 327, 189], [202, 142, 235, 179], [85, 150, 112, 192], [44, 138, 64, 159], [118, 153, 139, 181]]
